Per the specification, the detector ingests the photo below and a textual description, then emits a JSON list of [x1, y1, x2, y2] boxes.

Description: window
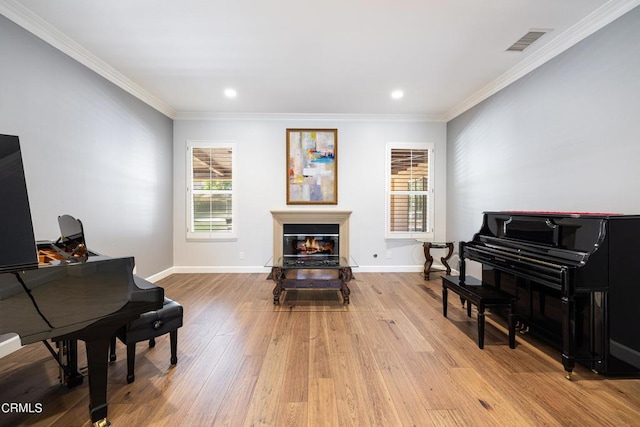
[[186, 141, 237, 240], [385, 142, 434, 239]]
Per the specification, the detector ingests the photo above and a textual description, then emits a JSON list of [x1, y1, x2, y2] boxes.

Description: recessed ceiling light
[[224, 88, 237, 98], [391, 90, 404, 99]]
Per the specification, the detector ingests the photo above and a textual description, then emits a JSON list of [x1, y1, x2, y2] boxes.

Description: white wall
[[0, 16, 174, 278], [173, 118, 446, 272], [446, 6, 640, 276]]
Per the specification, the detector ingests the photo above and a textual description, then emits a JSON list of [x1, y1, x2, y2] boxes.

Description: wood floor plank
[[279, 311, 310, 403], [307, 378, 338, 426], [243, 314, 292, 427], [2, 272, 640, 427]]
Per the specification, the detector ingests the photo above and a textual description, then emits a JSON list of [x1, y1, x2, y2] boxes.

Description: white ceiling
[[2, 0, 639, 120]]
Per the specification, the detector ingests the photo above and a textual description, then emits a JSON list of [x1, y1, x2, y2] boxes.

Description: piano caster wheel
[[149, 337, 156, 348], [171, 356, 177, 365], [93, 418, 111, 427], [127, 374, 135, 384], [565, 372, 573, 380]]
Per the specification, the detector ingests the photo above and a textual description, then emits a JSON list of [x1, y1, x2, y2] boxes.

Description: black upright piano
[[0, 134, 164, 426], [460, 211, 640, 377]]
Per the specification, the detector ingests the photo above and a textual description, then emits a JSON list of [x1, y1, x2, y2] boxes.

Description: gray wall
[[446, 6, 640, 273], [0, 16, 174, 278], [173, 118, 447, 271]]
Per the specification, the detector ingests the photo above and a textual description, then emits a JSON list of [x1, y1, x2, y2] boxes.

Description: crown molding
[[173, 111, 446, 122], [444, 0, 640, 122], [0, 0, 176, 119]]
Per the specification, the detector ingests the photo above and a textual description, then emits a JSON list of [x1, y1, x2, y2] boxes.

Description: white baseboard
[[356, 265, 422, 273], [158, 264, 455, 275], [0, 333, 22, 358], [169, 266, 272, 275], [145, 266, 178, 283]]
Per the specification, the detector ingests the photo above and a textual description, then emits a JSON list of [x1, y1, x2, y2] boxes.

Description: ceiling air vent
[[506, 29, 551, 52]]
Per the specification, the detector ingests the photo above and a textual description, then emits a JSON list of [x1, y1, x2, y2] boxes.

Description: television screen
[[0, 134, 38, 272]]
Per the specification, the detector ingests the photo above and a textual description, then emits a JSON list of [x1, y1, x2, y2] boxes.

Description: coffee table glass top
[[265, 256, 357, 269]]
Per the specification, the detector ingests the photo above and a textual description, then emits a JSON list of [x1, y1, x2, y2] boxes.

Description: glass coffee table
[[266, 256, 357, 304]]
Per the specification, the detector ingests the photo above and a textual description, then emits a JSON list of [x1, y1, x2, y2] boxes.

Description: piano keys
[[0, 134, 164, 426], [460, 211, 640, 377]]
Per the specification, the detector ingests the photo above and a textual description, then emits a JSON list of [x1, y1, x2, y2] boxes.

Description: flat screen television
[[0, 134, 38, 272]]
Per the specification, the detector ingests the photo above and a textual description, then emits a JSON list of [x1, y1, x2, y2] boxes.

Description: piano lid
[[491, 210, 624, 217], [479, 211, 613, 254], [0, 134, 38, 273]]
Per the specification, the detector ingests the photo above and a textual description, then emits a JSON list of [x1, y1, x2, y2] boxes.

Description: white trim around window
[[186, 140, 237, 240], [385, 142, 435, 240]]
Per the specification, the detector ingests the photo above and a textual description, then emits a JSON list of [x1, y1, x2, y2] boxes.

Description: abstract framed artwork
[[286, 128, 338, 205]]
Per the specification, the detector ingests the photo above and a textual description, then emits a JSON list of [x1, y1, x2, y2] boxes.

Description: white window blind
[[187, 141, 237, 240], [386, 143, 434, 239]]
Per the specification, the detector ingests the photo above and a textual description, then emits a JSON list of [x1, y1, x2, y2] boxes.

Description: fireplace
[[283, 223, 339, 266], [271, 210, 352, 265]]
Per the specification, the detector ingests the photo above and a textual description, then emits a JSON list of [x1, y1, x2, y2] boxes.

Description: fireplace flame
[[305, 237, 319, 250], [297, 237, 334, 255]]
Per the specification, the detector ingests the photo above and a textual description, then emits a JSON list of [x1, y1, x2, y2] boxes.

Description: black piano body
[[0, 134, 164, 426], [460, 211, 640, 377]]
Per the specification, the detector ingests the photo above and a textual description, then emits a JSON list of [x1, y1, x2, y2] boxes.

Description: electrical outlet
[[386, 250, 392, 259], [239, 251, 245, 260]]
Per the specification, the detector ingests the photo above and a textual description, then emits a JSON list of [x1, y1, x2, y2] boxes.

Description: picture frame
[[286, 128, 338, 205]]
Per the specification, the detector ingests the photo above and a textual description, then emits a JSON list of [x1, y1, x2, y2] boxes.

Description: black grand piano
[[0, 134, 164, 426], [460, 211, 640, 377]]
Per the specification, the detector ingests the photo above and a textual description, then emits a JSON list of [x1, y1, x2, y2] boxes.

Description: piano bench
[[109, 297, 183, 383], [441, 275, 516, 349]]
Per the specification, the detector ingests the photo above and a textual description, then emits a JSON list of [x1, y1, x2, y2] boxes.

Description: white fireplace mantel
[[271, 210, 352, 261]]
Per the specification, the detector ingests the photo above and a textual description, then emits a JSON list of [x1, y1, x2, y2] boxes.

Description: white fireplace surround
[[271, 210, 352, 262]]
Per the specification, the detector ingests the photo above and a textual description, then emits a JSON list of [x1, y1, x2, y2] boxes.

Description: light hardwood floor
[[1, 272, 640, 426]]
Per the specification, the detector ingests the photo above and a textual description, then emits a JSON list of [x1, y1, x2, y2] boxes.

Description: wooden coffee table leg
[[341, 267, 352, 304], [271, 267, 283, 305]]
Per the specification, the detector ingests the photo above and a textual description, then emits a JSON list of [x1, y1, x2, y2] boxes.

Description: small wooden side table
[[420, 241, 454, 280]]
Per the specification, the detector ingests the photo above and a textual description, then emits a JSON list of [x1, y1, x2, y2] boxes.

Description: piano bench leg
[[442, 287, 448, 317], [477, 305, 486, 349], [126, 343, 136, 384], [170, 330, 178, 365], [108, 336, 117, 363]]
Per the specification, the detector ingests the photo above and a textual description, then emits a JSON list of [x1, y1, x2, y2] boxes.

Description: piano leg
[[85, 337, 112, 427], [561, 295, 576, 379]]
